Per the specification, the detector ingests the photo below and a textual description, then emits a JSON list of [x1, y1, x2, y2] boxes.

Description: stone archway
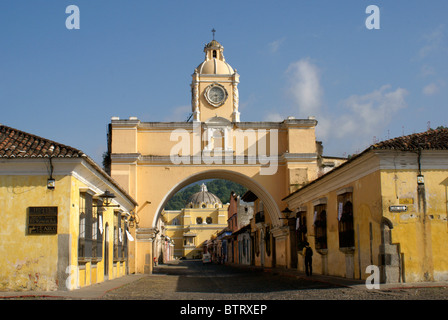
[[151, 169, 282, 228], [108, 37, 324, 275], [132, 168, 287, 274]]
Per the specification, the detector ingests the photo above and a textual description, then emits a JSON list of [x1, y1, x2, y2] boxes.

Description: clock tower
[[191, 36, 240, 122]]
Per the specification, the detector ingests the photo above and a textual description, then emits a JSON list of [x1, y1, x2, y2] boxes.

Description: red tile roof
[[283, 128, 448, 201], [0, 124, 138, 206], [370, 128, 448, 151], [0, 125, 85, 158]]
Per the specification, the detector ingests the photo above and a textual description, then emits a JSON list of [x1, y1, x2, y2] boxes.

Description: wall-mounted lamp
[[279, 207, 293, 220], [126, 210, 139, 228], [93, 190, 120, 208], [417, 174, 425, 185], [47, 157, 55, 190], [47, 178, 55, 190]]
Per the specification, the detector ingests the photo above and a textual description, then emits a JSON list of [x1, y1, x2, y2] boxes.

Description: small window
[[91, 200, 103, 259], [184, 237, 194, 246], [213, 50, 217, 58], [265, 226, 271, 256], [314, 204, 327, 250], [338, 192, 354, 248], [196, 217, 203, 224], [296, 210, 307, 251], [206, 217, 213, 224], [78, 192, 93, 260]]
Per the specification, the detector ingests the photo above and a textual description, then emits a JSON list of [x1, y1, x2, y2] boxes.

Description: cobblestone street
[[2, 260, 447, 319], [2, 260, 447, 301], [100, 260, 448, 300]]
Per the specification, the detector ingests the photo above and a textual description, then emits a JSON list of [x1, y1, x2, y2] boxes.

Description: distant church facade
[[162, 183, 229, 259]]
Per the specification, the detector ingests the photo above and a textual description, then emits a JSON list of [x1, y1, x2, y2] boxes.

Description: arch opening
[[151, 169, 282, 228]]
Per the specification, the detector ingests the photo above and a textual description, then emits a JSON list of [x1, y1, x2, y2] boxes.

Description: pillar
[[136, 228, 156, 274]]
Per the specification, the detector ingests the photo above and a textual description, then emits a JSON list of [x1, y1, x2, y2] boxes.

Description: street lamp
[[279, 207, 293, 220], [93, 190, 120, 208]]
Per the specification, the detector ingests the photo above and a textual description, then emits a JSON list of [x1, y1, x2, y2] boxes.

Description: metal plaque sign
[[389, 205, 407, 213], [27, 207, 58, 235]]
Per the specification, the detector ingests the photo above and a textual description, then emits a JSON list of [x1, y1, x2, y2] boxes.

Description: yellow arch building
[[108, 38, 336, 274]]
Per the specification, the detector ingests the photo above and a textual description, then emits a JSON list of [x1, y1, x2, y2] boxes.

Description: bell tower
[[191, 31, 240, 122]]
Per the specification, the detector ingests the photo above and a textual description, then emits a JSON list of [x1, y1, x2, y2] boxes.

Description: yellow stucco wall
[[0, 174, 71, 291], [286, 151, 448, 283], [288, 168, 383, 280], [381, 169, 448, 282], [0, 171, 131, 291]]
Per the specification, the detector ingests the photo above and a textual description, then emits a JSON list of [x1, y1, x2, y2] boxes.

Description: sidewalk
[[229, 263, 448, 291], [0, 274, 146, 299]]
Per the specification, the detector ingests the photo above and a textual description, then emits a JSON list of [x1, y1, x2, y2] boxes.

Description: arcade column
[[135, 228, 156, 274]]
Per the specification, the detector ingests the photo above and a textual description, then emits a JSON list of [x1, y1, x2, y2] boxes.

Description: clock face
[[204, 83, 227, 107], [208, 86, 225, 103]]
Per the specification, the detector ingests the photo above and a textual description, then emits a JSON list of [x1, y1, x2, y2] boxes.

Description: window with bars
[[313, 204, 327, 250], [265, 226, 271, 256], [113, 211, 120, 260], [113, 211, 128, 261], [338, 192, 354, 249], [79, 192, 93, 261], [91, 199, 103, 260], [296, 210, 308, 251]]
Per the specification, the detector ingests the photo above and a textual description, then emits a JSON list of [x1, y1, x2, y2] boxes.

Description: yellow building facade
[[0, 125, 137, 291], [163, 183, 228, 259], [283, 129, 448, 283], [107, 38, 337, 274]]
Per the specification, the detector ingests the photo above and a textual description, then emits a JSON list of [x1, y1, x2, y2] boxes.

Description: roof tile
[[0, 125, 84, 159], [371, 128, 448, 151]]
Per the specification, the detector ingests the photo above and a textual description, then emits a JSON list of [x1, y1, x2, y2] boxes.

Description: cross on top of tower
[[212, 28, 216, 40]]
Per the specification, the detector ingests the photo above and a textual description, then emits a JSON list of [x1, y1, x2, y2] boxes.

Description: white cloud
[[418, 24, 446, 59], [333, 85, 408, 149], [263, 112, 284, 122], [268, 37, 285, 53], [165, 105, 190, 122], [423, 83, 439, 96], [420, 65, 436, 77], [283, 58, 408, 155], [286, 58, 323, 117]]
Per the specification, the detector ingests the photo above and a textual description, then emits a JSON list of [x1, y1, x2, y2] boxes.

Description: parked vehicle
[[202, 253, 212, 264]]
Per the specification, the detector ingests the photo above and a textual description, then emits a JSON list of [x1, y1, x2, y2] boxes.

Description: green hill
[[165, 179, 248, 210]]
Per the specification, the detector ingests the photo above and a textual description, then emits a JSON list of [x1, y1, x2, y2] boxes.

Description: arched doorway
[[152, 169, 282, 228]]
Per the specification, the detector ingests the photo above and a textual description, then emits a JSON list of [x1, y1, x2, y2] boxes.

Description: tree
[[165, 179, 247, 210]]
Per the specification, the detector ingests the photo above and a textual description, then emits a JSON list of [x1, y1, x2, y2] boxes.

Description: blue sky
[[1, 1, 447, 165]]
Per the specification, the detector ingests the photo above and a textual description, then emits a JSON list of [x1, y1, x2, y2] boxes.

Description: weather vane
[[212, 28, 216, 40]]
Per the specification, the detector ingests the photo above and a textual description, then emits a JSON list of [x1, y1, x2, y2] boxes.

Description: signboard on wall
[[27, 207, 58, 235]]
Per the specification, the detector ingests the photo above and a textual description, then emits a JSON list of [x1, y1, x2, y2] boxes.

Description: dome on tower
[[196, 59, 234, 75], [195, 39, 234, 75], [187, 183, 222, 208]]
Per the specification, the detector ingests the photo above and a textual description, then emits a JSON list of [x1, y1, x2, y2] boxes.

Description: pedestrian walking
[[303, 242, 313, 276]]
